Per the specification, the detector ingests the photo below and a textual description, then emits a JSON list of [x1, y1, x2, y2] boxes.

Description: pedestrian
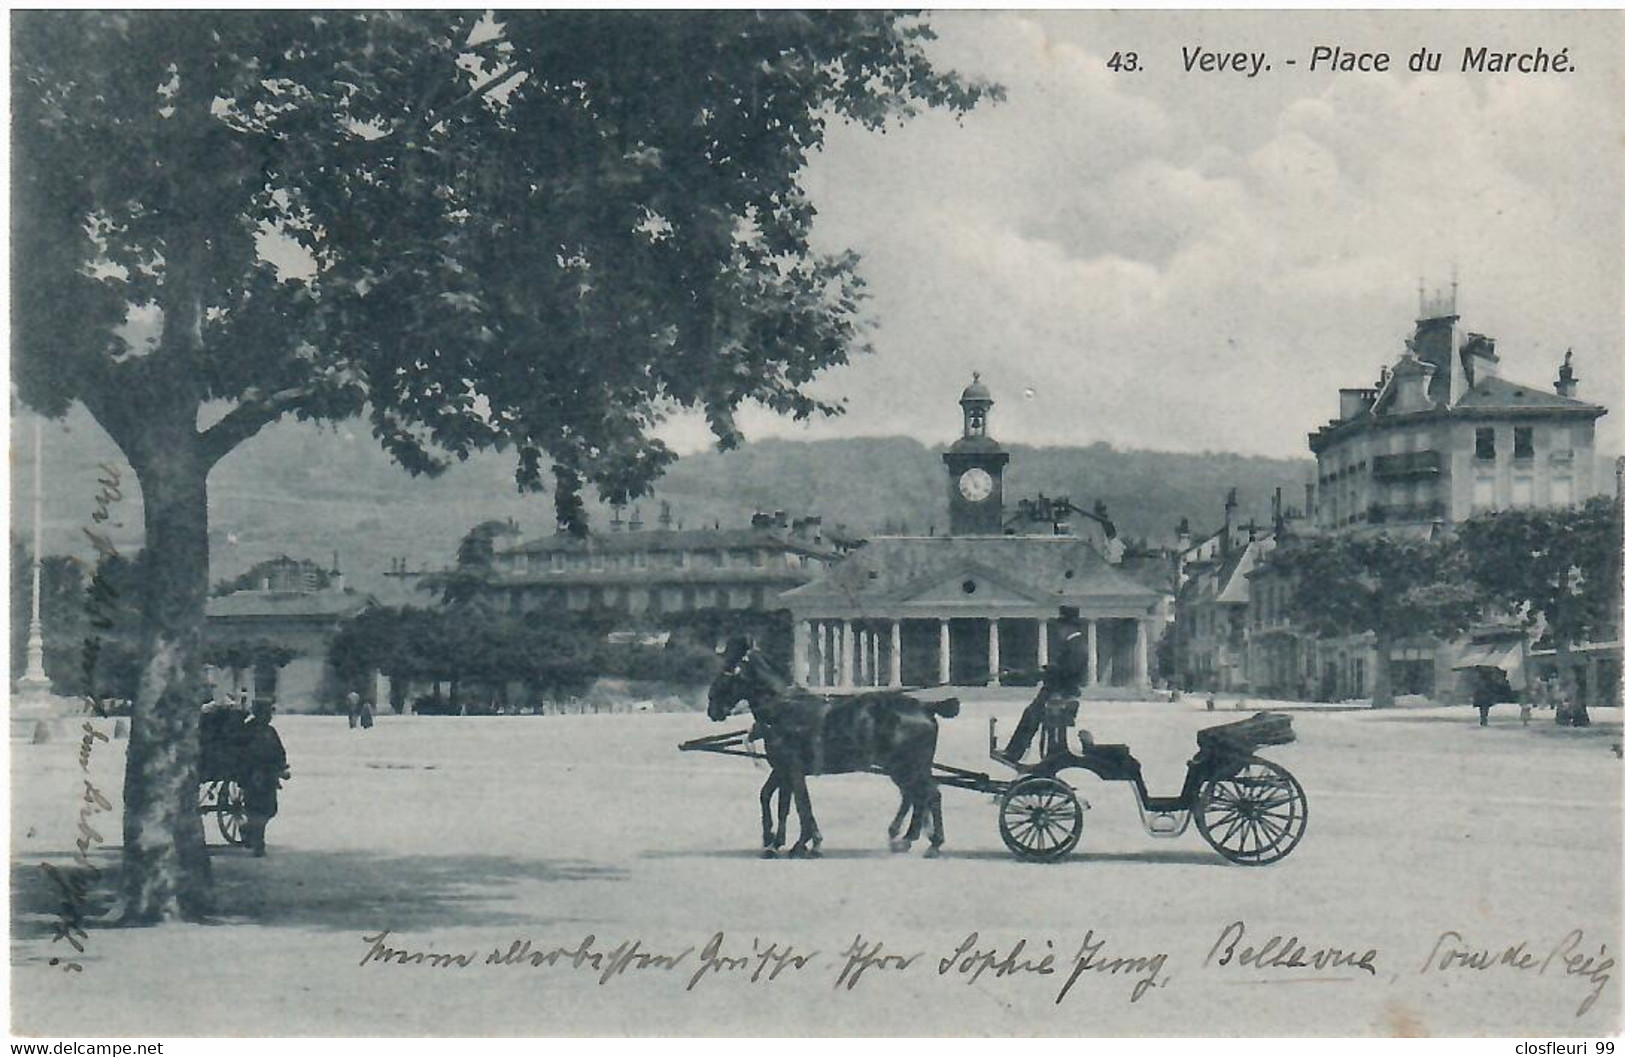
[[1473, 668, 1511, 727], [1519, 699, 1532, 727], [359, 695, 374, 730], [346, 690, 361, 729], [239, 700, 289, 857]]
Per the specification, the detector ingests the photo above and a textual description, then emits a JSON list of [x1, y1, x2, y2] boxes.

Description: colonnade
[[791, 616, 1152, 690]]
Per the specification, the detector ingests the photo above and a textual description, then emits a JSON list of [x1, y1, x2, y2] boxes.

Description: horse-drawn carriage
[[684, 642, 1308, 865], [197, 708, 250, 845]]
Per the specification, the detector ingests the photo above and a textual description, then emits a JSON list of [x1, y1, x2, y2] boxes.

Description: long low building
[[484, 511, 842, 615]]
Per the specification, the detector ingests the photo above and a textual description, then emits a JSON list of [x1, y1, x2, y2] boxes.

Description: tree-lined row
[[1266, 496, 1621, 718], [328, 604, 791, 711]]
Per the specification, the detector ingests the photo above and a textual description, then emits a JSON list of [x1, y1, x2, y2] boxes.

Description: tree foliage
[[1267, 532, 1483, 707], [10, 10, 994, 920], [13, 10, 997, 516], [1456, 497, 1622, 649]]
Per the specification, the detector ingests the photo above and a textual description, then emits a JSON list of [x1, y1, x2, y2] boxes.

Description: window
[[1473, 474, 1495, 513], [1511, 475, 1533, 508], [1514, 427, 1534, 460], [1475, 428, 1496, 461], [1552, 475, 1574, 508]]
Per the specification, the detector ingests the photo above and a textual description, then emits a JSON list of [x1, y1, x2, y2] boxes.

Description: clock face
[[958, 468, 994, 502]]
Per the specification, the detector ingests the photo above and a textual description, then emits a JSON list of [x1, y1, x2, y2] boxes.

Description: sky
[[659, 9, 1625, 460]]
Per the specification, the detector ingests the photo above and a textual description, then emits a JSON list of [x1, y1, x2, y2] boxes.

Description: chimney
[[1222, 488, 1238, 556], [773, 510, 788, 529], [628, 507, 643, 532], [1555, 349, 1579, 398], [1272, 487, 1285, 536], [1461, 332, 1500, 387], [610, 506, 625, 533], [751, 512, 773, 530], [1176, 516, 1192, 553], [658, 501, 673, 531]]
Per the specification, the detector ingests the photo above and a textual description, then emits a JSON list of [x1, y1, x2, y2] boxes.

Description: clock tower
[[943, 374, 1010, 535]]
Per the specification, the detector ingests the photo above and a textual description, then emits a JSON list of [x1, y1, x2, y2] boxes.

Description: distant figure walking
[[346, 690, 362, 729], [240, 700, 289, 857], [1473, 668, 1513, 727]]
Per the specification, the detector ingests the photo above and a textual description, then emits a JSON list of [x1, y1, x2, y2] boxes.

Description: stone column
[[988, 619, 1002, 687], [1036, 619, 1049, 669], [938, 619, 952, 686], [1134, 619, 1150, 689], [793, 621, 810, 686], [840, 621, 856, 689], [869, 631, 881, 687], [1086, 620, 1099, 688], [889, 621, 903, 688]]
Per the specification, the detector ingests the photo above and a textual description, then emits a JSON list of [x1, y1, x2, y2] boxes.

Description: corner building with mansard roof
[[780, 377, 1165, 693]]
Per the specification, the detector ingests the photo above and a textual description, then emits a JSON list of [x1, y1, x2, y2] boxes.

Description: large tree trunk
[[1370, 633, 1395, 709], [120, 435, 214, 923]]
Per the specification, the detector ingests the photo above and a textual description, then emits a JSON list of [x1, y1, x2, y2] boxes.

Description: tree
[[12, 11, 995, 920], [1456, 496, 1623, 726], [1267, 533, 1483, 708], [420, 520, 521, 606]]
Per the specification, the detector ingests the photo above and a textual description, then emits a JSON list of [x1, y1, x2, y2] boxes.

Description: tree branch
[[198, 386, 311, 464]]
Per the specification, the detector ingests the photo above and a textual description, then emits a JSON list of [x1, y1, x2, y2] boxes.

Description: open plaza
[[11, 694, 1620, 1037]]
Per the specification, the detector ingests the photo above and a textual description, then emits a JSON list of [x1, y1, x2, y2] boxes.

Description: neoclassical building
[[780, 378, 1165, 692]]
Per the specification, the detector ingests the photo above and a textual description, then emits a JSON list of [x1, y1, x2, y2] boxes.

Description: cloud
[[663, 12, 1622, 462]]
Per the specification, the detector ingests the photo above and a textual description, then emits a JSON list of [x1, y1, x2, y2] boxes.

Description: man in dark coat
[[999, 605, 1090, 762], [240, 700, 290, 857]]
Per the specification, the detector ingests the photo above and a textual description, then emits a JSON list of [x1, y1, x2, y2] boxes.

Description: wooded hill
[[14, 411, 1312, 595]]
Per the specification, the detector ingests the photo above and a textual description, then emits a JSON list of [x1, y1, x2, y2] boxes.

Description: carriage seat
[[1197, 711, 1295, 753]]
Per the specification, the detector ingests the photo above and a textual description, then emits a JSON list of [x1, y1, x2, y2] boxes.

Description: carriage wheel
[[215, 781, 248, 846], [998, 777, 1084, 862], [1195, 758, 1307, 866]]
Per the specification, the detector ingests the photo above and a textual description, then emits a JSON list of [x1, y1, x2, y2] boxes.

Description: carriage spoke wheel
[[1195, 758, 1307, 865], [998, 777, 1083, 862], [215, 781, 248, 846]]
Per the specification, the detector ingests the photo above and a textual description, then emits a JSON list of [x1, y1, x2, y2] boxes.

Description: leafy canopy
[[1456, 496, 1622, 647], [1268, 532, 1482, 643], [12, 11, 998, 521]]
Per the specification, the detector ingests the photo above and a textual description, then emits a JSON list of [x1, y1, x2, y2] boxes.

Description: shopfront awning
[[1452, 640, 1527, 689]]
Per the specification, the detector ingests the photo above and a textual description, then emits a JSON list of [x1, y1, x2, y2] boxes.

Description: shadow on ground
[[644, 846, 1226, 866], [12, 849, 624, 938]]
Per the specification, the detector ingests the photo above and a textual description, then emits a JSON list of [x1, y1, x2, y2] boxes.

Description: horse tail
[[927, 697, 961, 719]]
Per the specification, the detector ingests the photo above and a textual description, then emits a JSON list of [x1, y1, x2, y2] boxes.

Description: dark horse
[[707, 639, 960, 858]]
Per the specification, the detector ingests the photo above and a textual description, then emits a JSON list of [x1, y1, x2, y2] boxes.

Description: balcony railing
[[1372, 450, 1442, 478], [1368, 499, 1446, 524]]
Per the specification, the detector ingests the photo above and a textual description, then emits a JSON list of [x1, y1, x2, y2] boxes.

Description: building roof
[[781, 535, 1162, 612], [1180, 537, 1273, 608], [207, 589, 374, 621], [1451, 375, 1605, 413], [502, 527, 833, 559]]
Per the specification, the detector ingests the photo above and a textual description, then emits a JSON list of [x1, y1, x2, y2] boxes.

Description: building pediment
[[895, 561, 1054, 608]]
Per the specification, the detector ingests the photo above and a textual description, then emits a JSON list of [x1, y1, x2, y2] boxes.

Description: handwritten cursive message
[[1422, 928, 1614, 1017], [40, 463, 125, 975]]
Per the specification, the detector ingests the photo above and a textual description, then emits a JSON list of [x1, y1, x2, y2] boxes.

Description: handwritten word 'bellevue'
[[1204, 921, 1379, 977]]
